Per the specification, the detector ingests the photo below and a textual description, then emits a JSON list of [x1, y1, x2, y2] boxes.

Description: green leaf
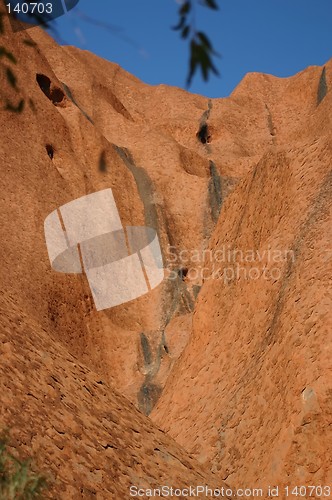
[[29, 98, 36, 112], [172, 15, 186, 31], [180, 1, 191, 15], [202, 0, 219, 9], [0, 47, 17, 64], [186, 40, 199, 87], [196, 32, 221, 57], [23, 39, 38, 48], [0, 430, 48, 496], [181, 25, 190, 39], [5, 99, 25, 113], [186, 39, 220, 86], [200, 56, 210, 81], [210, 61, 219, 76], [6, 67, 17, 89], [0, 13, 4, 35], [99, 150, 107, 172], [197, 32, 212, 50]]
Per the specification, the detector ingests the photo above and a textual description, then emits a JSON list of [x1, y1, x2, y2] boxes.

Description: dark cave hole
[[46, 144, 54, 160], [36, 73, 66, 106], [178, 267, 189, 280], [36, 74, 51, 95], [196, 123, 211, 144]]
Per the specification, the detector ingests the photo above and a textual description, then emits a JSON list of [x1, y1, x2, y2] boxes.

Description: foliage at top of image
[[0, 0, 43, 112], [0, 432, 48, 499], [0, 42, 25, 112], [173, 0, 220, 86], [0, 0, 221, 114]]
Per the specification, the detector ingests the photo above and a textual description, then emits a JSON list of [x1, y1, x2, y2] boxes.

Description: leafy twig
[[173, 0, 220, 86]]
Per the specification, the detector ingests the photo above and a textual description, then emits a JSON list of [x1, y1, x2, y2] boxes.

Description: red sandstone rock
[[0, 10, 331, 497], [152, 64, 332, 491]]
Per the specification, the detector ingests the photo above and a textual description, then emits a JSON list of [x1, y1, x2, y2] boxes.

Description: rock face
[[0, 9, 331, 497], [0, 291, 228, 498], [152, 64, 332, 489], [0, 20, 242, 417]]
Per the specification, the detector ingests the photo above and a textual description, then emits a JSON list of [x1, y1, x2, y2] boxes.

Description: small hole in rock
[[46, 144, 54, 160], [178, 268, 188, 280], [196, 123, 211, 144], [50, 87, 65, 105], [36, 73, 66, 106], [36, 74, 51, 96]]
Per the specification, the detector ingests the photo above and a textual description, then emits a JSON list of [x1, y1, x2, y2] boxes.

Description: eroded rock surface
[[0, 10, 331, 497], [152, 64, 332, 490]]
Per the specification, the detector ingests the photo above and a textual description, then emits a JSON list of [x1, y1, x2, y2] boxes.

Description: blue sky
[[51, 0, 332, 98]]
